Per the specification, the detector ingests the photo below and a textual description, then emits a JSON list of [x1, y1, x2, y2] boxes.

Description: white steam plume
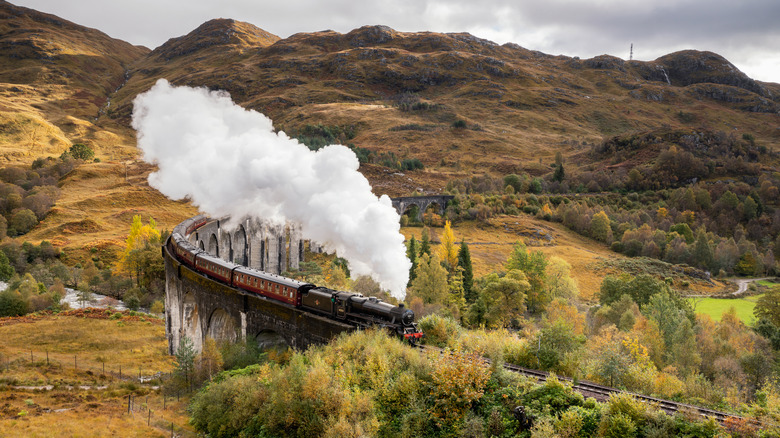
[[132, 79, 410, 298]]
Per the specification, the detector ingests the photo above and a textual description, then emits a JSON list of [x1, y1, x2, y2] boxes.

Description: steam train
[[166, 215, 423, 342]]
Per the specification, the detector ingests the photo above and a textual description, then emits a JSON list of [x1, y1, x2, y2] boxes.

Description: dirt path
[[732, 277, 771, 296]]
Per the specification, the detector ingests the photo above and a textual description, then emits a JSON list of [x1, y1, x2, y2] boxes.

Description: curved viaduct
[[164, 217, 351, 355]]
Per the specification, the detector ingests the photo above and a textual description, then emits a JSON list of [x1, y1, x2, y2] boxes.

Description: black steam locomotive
[[166, 216, 423, 342]]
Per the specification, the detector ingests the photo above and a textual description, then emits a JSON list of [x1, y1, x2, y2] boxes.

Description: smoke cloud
[[132, 79, 410, 297]]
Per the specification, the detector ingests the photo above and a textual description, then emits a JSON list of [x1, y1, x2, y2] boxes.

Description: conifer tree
[[420, 227, 431, 257], [175, 336, 196, 386], [457, 240, 475, 303], [553, 163, 565, 182], [693, 228, 714, 271], [407, 236, 418, 287]]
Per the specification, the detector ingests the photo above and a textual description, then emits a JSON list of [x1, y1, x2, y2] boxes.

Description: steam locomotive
[[166, 216, 423, 342]]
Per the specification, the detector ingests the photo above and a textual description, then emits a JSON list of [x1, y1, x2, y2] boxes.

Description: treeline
[[434, 142, 780, 277]]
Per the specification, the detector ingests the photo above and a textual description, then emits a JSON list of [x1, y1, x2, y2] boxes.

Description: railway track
[[415, 344, 740, 424]]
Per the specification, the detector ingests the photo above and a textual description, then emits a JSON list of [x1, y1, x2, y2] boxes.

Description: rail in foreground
[[415, 344, 741, 425]]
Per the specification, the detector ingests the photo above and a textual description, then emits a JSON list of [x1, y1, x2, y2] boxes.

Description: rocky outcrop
[[654, 50, 768, 97]]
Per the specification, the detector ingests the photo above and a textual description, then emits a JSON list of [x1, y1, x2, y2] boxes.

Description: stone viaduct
[[164, 217, 351, 355], [165, 195, 442, 355], [391, 195, 454, 222]]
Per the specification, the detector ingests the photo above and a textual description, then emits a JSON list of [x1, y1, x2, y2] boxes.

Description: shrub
[[599, 412, 637, 438], [190, 373, 267, 438], [8, 208, 38, 236], [69, 143, 95, 161], [418, 314, 462, 348]]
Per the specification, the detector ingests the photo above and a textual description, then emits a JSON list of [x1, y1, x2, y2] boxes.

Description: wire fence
[[0, 349, 171, 382], [0, 349, 195, 437]]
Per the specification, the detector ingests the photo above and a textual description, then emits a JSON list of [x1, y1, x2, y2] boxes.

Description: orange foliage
[[630, 316, 665, 369], [544, 298, 585, 336], [428, 350, 492, 429]]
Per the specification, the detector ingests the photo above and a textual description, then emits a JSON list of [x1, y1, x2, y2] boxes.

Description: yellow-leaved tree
[[120, 215, 163, 288], [437, 220, 459, 271]]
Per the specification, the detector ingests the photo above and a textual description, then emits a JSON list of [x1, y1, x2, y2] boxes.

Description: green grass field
[[689, 294, 763, 323]]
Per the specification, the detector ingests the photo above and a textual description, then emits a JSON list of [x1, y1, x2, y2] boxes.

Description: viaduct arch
[[165, 217, 351, 355], [392, 195, 454, 222]]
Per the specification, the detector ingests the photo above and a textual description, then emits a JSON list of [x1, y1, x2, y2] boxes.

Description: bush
[[0, 289, 28, 316], [418, 314, 462, 348], [8, 208, 38, 236], [124, 289, 141, 311], [69, 143, 95, 161], [190, 373, 267, 438]]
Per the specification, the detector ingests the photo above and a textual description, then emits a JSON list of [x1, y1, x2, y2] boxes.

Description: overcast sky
[[14, 0, 780, 83]]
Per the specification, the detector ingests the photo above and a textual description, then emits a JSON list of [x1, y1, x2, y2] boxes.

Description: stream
[[0, 281, 127, 311]]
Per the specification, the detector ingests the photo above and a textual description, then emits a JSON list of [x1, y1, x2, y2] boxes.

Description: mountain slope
[[106, 23, 779, 188], [0, 0, 148, 161]]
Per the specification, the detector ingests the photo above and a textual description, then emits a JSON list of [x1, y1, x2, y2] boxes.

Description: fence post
[[148, 409, 151, 426], [46, 351, 49, 366], [30, 350, 33, 364], [119, 365, 122, 380], [74, 355, 77, 371], [127, 394, 131, 414]]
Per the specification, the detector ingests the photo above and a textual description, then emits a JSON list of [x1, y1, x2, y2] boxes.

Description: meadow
[[0, 310, 195, 437], [689, 294, 762, 323]]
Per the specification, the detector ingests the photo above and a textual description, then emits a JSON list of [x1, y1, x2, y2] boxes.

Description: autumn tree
[[546, 256, 579, 300], [408, 253, 448, 305], [120, 215, 163, 288], [446, 266, 467, 320], [0, 250, 13, 281], [476, 270, 529, 328], [754, 288, 780, 326], [589, 211, 612, 244], [506, 243, 548, 313], [437, 220, 459, 270], [196, 337, 225, 383], [8, 208, 38, 236]]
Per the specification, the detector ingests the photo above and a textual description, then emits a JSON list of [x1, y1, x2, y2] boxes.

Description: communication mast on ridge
[[630, 43, 633, 61]]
